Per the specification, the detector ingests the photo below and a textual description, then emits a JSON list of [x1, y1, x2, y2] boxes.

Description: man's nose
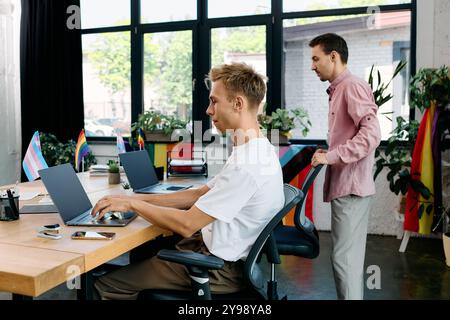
[[311, 63, 316, 71], [206, 105, 213, 116]]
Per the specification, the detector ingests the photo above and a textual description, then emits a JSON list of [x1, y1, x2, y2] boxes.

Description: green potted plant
[[258, 106, 311, 145], [107, 160, 120, 185], [373, 65, 450, 241], [132, 109, 188, 142], [40, 132, 97, 170]]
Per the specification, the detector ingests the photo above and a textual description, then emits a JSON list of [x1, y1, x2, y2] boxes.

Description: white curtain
[[0, 0, 21, 185]]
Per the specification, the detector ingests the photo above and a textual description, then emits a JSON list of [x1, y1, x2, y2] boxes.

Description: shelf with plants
[[131, 110, 189, 143]]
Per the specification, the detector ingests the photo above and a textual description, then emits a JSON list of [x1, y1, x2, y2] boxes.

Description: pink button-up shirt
[[323, 69, 381, 202]]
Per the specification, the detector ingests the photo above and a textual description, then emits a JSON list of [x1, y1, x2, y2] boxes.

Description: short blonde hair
[[207, 62, 266, 108]]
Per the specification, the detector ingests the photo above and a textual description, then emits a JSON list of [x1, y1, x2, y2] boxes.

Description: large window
[[80, 0, 414, 142], [82, 32, 131, 137], [80, 0, 130, 29], [208, 0, 270, 18], [284, 11, 411, 140], [141, 0, 197, 23], [143, 31, 193, 122], [283, 0, 410, 13]]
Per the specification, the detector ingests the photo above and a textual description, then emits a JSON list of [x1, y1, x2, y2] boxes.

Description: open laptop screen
[[38, 163, 93, 223], [119, 150, 159, 190]]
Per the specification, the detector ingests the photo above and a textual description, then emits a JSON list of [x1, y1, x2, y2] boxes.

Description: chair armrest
[[157, 249, 225, 270]]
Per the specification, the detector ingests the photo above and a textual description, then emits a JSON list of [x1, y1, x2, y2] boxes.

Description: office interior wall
[[0, 0, 21, 185]]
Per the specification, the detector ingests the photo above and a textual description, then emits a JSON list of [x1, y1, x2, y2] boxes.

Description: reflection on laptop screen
[[119, 150, 159, 190], [38, 164, 93, 223]]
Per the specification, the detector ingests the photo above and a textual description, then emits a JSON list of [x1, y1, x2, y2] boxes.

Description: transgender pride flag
[[22, 131, 49, 181]]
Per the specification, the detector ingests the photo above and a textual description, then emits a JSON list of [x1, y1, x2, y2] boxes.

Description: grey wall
[[0, 0, 21, 186]]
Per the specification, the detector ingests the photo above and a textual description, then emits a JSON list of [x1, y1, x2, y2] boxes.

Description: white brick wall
[[284, 25, 410, 140]]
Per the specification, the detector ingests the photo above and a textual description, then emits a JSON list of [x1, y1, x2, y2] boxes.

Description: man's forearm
[[130, 200, 189, 235], [128, 187, 207, 209]]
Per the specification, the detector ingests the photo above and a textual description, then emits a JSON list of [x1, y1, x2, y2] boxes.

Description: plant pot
[[145, 131, 174, 142], [108, 172, 120, 185], [444, 232, 450, 267], [267, 131, 290, 145]]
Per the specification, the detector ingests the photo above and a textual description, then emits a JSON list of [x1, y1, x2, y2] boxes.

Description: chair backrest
[[243, 184, 304, 299], [294, 164, 323, 229]]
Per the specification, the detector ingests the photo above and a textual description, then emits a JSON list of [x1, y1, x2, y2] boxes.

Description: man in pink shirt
[[309, 33, 381, 300]]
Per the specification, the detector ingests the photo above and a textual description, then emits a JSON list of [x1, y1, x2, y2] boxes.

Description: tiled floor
[[1, 232, 449, 300]]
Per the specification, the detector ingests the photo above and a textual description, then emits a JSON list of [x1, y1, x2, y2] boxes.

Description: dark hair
[[309, 33, 348, 64]]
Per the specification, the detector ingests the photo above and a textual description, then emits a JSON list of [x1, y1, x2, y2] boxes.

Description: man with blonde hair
[[92, 62, 284, 299]]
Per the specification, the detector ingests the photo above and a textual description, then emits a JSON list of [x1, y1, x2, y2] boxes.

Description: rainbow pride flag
[[137, 128, 145, 150], [75, 129, 90, 172], [404, 102, 440, 234]]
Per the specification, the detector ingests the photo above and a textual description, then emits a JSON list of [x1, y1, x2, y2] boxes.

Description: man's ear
[[234, 96, 244, 112], [330, 51, 336, 61]]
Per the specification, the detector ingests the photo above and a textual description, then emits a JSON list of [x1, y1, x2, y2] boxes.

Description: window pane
[[141, 0, 196, 23], [283, 11, 411, 140], [80, 0, 130, 29], [283, 0, 411, 13], [143, 31, 193, 123], [208, 0, 270, 18], [211, 26, 267, 134], [82, 32, 131, 137]]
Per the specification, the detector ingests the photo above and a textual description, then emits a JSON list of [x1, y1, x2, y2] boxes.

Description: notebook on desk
[[38, 164, 137, 227], [20, 204, 58, 214]]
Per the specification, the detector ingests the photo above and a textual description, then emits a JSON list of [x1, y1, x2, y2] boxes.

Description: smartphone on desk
[[71, 231, 116, 240]]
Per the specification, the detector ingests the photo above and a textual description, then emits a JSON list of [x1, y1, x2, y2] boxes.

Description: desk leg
[[77, 271, 94, 300], [12, 294, 33, 300]]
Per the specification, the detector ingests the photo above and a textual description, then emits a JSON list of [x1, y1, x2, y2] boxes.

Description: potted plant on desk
[[107, 160, 120, 185], [258, 106, 311, 145]]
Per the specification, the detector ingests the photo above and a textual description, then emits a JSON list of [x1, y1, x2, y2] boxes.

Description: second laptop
[[119, 150, 192, 194]]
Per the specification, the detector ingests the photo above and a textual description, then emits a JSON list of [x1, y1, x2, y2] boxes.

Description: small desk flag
[[75, 129, 90, 172], [117, 133, 126, 154], [22, 131, 49, 181]]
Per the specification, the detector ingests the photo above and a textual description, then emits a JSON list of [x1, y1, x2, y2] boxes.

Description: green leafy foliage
[[258, 107, 311, 137], [410, 66, 450, 113], [132, 110, 188, 136], [369, 60, 408, 115], [372, 65, 450, 232], [107, 160, 119, 174], [40, 133, 97, 171]]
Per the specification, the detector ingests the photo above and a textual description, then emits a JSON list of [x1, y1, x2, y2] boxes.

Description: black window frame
[[80, 0, 416, 146]]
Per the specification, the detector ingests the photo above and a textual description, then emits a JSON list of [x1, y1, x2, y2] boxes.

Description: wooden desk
[[0, 244, 84, 297], [0, 173, 208, 299]]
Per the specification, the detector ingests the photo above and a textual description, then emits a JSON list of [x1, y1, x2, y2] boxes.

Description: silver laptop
[[38, 164, 137, 227], [119, 150, 192, 194]]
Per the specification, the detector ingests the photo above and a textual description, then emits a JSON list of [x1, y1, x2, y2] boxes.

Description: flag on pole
[[22, 131, 49, 181], [137, 128, 145, 150], [404, 102, 437, 234], [75, 129, 90, 172], [117, 133, 126, 154]]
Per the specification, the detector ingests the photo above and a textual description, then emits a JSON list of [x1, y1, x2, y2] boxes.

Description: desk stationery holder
[[167, 150, 208, 178]]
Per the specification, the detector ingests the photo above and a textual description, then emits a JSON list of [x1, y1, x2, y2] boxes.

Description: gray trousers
[[331, 195, 372, 300]]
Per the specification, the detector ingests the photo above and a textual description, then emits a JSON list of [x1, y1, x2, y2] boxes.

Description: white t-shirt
[[194, 137, 284, 262]]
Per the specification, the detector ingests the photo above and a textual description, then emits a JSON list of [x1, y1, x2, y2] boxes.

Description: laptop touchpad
[[166, 186, 185, 191]]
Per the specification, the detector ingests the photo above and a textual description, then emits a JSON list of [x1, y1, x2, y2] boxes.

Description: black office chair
[[266, 164, 323, 300], [138, 184, 304, 300]]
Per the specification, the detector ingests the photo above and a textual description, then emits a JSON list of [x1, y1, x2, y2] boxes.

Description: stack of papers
[[89, 164, 124, 176], [169, 159, 205, 167], [89, 164, 109, 176]]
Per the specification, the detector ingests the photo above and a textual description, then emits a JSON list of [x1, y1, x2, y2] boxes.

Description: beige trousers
[[331, 195, 372, 300], [94, 233, 245, 300]]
